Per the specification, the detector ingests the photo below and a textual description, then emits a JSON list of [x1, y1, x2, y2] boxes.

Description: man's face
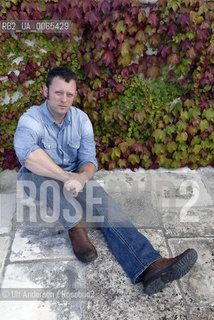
[[43, 76, 77, 123]]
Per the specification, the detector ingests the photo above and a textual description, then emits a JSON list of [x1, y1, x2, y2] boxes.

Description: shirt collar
[[41, 100, 72, 126]]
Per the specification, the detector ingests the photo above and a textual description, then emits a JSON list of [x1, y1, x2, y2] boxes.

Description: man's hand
[[64, 172, 88, 197], [64, 162, 96, 197]]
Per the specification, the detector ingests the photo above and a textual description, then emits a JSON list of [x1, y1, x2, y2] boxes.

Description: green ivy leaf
[[117, 159, 127, 168], [152, 129, 166, 142], [121, 42, 130, 57], [191, 135, 201, 146], [176, 131, 188, 143], [180, 111, 189, 122], [199, 119, 209, 132], [110, 147, 121, 160], [188, 107, 200, 119], [115, 20, 126, 34], [133, 43, 145, 56], [171, 160, 181, 168], [159, 155, 172, 168], [128, 154, 140, 165], [164, 124, 176, 136], [205, 109, 214, 122], [176, 121, 186, 131], [192, 144, 201, 154], [209, 132, 214, 141], [166, 141, 177, 153], [152, 143, 166, 155]]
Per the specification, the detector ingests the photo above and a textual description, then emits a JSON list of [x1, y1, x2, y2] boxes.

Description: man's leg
[[17, 171, 97, 262], [76, 179, 162, 283], [77, 179, 198, 294], [17, 171, 82, 229]]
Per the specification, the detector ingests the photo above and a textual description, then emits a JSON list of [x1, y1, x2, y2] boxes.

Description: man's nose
[[60, 94, 67, 102]]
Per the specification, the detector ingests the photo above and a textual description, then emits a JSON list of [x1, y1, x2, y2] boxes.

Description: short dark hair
[[46, 67, 78, 89]]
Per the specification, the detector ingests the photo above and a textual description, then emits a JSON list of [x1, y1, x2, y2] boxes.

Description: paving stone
[[168, 238, 214, 306], [162, 207, 214, 237], [85, 229, 187, 320], [0, 260, 86, 320], [94, 169, 161, 228], [149, 169, 213, 209], [189, 307, 214, 320], [0, 237, 10, 282], [0, 193, 16, 234], [199, 166, 214, 199], [0, 169, 17, 193], [10, 225, 75, 262]]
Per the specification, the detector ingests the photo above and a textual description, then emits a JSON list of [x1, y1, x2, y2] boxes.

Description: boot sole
[[144, 248, 198, 295]]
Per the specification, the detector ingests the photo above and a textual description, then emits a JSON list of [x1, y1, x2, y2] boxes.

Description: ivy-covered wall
[[0, 0, 213, 171]]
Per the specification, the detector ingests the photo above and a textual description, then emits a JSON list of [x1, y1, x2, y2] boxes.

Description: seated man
[[14, 67, 198, 295]]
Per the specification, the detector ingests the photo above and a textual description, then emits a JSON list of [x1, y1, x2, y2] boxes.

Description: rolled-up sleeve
[[13, 115, 41, 166], [77, 114, 98, 171]]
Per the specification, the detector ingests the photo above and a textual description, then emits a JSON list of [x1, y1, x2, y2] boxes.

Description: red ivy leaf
[[78, 83, 91, 97], [67, 7, 83, 24], [84, 63, 100, 80], [200, 21, 210, 29], [8, 72, 17, 83], [147, 12, 159, 28], [108, 39, 118, 50], [128, 6, 140, 19], [124, 13, 133, 28], [179, 39, 191, 51], [96, 41, 106, 51], [112, 0, 122, 10], [21, 2, 45, 15], [131, 143, 145, 155], [167, 53, 180, 66], [168, 24, 178, 38], [195, 41, 205, 52], [186, 47, 197, 60], [98, 0, 110, 15], [19, 11, 29, 20], [156, 0, 167, 8], [159, 45, 171, 58], [196, 29, 209, 41], [6, 10, 18, 20], [18, 70, 27, 83], [31, 10, 44, 20], [82, 0, 93, 14], [85, 10, 101, 26], [101, 50, 115, 67], [157, 23, 168, 34], [107, 78, 117, 88], [121, 67, 130, 81], [115, 83, 125, 94], [146, 66, 160, 80], [177, 13, 190, 27]]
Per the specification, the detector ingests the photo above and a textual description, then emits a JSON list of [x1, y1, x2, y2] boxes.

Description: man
[[14, 67, 198, 295]]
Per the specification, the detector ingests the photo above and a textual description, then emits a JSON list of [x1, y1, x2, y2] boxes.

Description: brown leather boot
[[142, 248, 198, 295], [68, 221, 98, 263]]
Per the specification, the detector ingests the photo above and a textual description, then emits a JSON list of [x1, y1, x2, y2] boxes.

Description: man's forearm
[[78, 162, 96, 183], [24, 148, 69, 182]]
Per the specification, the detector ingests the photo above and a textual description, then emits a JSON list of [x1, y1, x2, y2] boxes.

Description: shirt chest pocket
[[67, 141, 80, 161], [41, 139, 58, 158]]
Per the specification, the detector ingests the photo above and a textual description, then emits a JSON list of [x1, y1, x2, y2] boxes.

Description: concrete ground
[[0, 167, 213, 320]]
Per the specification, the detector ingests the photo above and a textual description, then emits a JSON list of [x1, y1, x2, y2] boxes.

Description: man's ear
[[43, 86, 48, 98]]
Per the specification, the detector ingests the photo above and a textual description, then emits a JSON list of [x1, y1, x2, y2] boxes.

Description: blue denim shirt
[[14, 100, 98, 173]]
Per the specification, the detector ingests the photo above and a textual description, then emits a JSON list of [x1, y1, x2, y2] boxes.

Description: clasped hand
[[64, 172, 87, 197]]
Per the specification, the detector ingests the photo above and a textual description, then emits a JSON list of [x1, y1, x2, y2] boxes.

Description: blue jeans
[[17, 171, 162, 284]]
